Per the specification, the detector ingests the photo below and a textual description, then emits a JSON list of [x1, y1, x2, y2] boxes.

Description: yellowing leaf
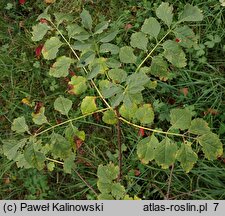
[[32, 107, 48, 125], [21, 98, 32, 107], [137, 134, 159, 164], [42, 37, 63, 60], [130, 32, 148, 50], [54, 96, 72, 116], [156, 2, 173, 27], [163, 40, 187, 68], [119, 46, 137, 64], [141, 17, 161, 39], [119, 103, 138, 120], [102, 110, 118, 125], [170, 108, 192, 130], [135, 104, 154, 125], [189, 118, 211, 135], [111, 183, 125, 199], [80, 96, 97, 114], [11, 116, 29, 133], [177, 142, 197, 173], [68, 76, 87, 95], [49, 56, 74, 77], [155, 137, 178, 169], [197, 132, 223, 160]]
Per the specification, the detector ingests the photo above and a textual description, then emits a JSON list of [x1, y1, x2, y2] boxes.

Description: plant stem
[[116, 108, 122, 181], [165, 164, 174, 200]]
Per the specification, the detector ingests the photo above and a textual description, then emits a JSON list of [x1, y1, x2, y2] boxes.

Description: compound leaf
[[54, 96, 72, 116]]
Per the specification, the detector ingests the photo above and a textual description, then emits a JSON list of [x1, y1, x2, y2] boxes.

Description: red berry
[[19, 0, 26, 4], [175, 38, 181, 43]]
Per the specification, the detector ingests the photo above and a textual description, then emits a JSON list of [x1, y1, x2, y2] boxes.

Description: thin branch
[[165, 164, 174, 200], [116, 108, 122, 181]]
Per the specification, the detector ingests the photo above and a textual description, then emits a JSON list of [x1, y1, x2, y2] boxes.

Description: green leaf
[[54, 96, 72, 116], [88, 57, 108, 79], [66, 24, 85, 38], [100, 43, 119, 55], [15, 154, 32, 169], [177, 142, 197, 173], [42, 37, 63, 60], [97, 163, 119, 183], [135, 104, 154, 125], [63, 154, 75, 174], [80, 8, 92, 30], [156, 2, 173, 27], [80, 96, 97, 114], [78, 51, 95, 67], [11, 116, 29, 133], [97, 181, 112, 194], [94, 21, 109, 34], [68, 76, 87, 95], [97, 194, 114, 200], [197, 132, 223, 160], [51, 133, 72, 159], [189, 118, 211, 135], [47, 162, 55, 171], [170, 108, 192, 130], [37, 6, 51, 21], [155, 137, 178, 169], [163, 40, 187, 68], [100, 30, 118, 43], [108, 68, 127, 83], [49, 56, 74, 77], [31, 23, 50, 42], [101, 82, 123, 98], [137, 134, 159, 164], [72, 41, 93, 51], [119, 103, 138, 120], [54, 12, 73, 26], [174, 26, 197, 48], [119, 46, 137, 64], [32, 107, 48, 125], [2, 138, 27, 161], [179, 4, 203, 22], [111, 183, 125, 199], [141, 17, 161, 39], [130, 32, 148, 50], [150, 55, 169, 80], [102, 110, 118, 125], [126, 72, 150, 94]]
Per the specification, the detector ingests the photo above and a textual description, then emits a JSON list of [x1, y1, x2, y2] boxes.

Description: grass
[[0, 0, 225, 200]]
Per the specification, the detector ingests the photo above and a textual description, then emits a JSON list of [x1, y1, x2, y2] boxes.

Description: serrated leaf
[[80, 8, 92, 30], [155, 137, 178, 169], [100, 43, 119, 55], [137, 134, 159, 164], [102, 110, 118, 125], [174, 26, 197, 48], [2, 139, 27, 161], [78, 51, 95, 67], [11, 116, 29, 133], [51, 133, 72, 159], [54, 96, 72, 116], [15, 154, 32, 169], [111, 183, 125, 199], [88, 57, 108, 80], [101, 82, 123, 98], [63, 154, 75, 174], [135, 104, 154, 125], [119, 103, 138, 120], [80, 96, 97, 114], [97, 163, 119, 183], [197, 132, 223, 160], [163, 40, 187, 68], [97, 181, 112, 194], [54, 12, 72, 26], [179, 4, 203, 22], [177, 142, 197, 173], [31, 23, 50, 42], [66, 24, 85, 38], [123, 92, 143, 108], [100, 30, 118, 43], [108, 68, 127, 83], [98, 194, 114, 200], [150, 55, 169, 80], [119, 46, 137, 64], [170, 108, 192, 130], [141, 17, 161, 39], [68, 76, 87, 95], [32, 107, 48, 125], [130, 32, 148, 50], [156, 2, 173, 27], [49, 56, 74, 78], [94, 21, 109, 34], [189, 118, 211, 135], [42, 37, 63, 60]]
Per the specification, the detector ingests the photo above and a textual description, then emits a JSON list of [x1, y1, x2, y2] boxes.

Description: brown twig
[[165, 164, 174, 200]]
